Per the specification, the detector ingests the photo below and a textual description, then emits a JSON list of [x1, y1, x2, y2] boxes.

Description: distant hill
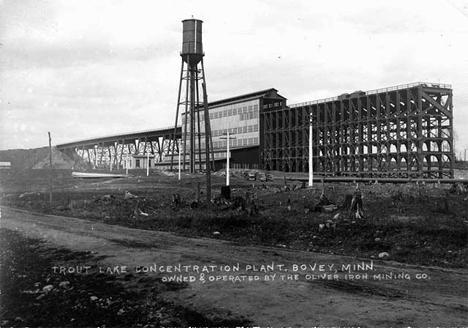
[[0, 147, 79, 170]]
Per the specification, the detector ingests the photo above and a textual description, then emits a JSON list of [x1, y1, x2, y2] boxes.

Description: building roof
[[206, 88, 286, 109]]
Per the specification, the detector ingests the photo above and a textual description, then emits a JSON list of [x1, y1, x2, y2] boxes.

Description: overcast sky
[[1, 0, 468, 156]]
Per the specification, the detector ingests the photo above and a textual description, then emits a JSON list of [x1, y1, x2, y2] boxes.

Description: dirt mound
[[0, 147, 78, 170], [0, 147, 49, 171], [32, 147, 77, 170]]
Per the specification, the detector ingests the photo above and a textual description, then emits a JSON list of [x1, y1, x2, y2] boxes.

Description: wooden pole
[[202, 83, 211, 212], [126, 156, 129, 175], [309, 114, 314, 187], [220, 131, 236, 186], [48, 132, 52, 205], [178, 141, 181, 180], [147, 151, 150, 176], [226, 130, 230, 186]]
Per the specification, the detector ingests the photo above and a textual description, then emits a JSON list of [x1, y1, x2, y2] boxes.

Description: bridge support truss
[[262, 83, 454, 178], [58, 128, 181, 170]]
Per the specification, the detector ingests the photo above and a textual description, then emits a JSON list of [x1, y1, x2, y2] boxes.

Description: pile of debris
[[213, 169, 273, 182], [316, 187, 365, 232], [90, 190, 150, 219], [209, 186, 259, 215], [449, 182, 468, 195]]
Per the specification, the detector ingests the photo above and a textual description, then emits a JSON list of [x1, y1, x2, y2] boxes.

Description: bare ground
[[1, 169, 467, 327], [1, 206, 467, 327]]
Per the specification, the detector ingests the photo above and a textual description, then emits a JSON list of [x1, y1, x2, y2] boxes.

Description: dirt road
[[2, 206, 467, 327]]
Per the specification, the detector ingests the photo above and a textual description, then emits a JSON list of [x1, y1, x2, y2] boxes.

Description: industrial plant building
[[57, 19, 454, 179], [58, 81, 454, 179], [178, 88, 286, 171], [175, 81, 454, 178]]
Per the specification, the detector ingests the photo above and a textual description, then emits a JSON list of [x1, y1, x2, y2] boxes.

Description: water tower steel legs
[[171, 56, 213, 173], [190, 61, 196, 173], [170, 60, 185, 171]]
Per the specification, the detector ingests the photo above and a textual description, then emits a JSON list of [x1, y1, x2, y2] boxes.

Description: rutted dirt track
[[2, 206, 467, 327]]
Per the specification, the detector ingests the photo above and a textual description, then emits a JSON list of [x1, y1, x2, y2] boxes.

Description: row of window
[[239, 111, 258, 121], [212, 124, 259, 137], [263, 102, 282, 109], [209, 104, 259, 120], [182, 104, 259, 124], [212, 137, 259, 149], [188, 137, 259, 150]]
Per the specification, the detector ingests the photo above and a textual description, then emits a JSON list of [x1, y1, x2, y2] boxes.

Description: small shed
[[0, 162, 11, 169], [123, 155, 155, 169]]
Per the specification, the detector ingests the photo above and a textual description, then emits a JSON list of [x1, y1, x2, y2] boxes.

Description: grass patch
[[3, 174, 468, 269]]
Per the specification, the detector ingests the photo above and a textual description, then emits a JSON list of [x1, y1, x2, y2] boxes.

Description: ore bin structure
[[263, 83, 454, 179], [57, 19, 455, 180]]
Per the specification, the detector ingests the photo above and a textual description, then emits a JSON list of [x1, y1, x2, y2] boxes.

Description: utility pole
[[220, 131, 236, 186], [308, 115, 313, 187], [48, 132, 53, 205], [178, 140, 182, 180], [202, 83, 211, 212], [147, 151, 150, 176]]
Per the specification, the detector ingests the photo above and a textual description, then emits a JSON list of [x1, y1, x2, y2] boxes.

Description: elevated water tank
[[181, 19, 204, 64]]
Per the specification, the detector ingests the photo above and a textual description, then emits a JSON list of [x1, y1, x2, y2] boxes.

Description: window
[[233, 127, 237, 134], [254, 125, 259, 132], [136, 160, 140, 168], [248, 125, 253, 133], [243, 107, 247, 113], [248, 138, 254, 145], [228, 109, 232, 116], [254, 104, 258, 110], [233, 108, 237, 115], [243, 126, 248, 133], [248, 105, 253, 112], [223, 110, 227, 117]]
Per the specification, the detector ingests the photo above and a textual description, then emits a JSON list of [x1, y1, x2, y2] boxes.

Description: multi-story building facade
[[180, 88, 286, 170]]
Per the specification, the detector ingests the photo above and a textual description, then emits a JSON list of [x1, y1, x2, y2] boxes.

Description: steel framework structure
[[262, 82, 454, 178], [57, 127, 181, 170], [170, 19, 214, 173]]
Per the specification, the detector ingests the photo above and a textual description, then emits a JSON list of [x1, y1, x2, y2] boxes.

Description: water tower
[[171, 18, 213, 173]]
